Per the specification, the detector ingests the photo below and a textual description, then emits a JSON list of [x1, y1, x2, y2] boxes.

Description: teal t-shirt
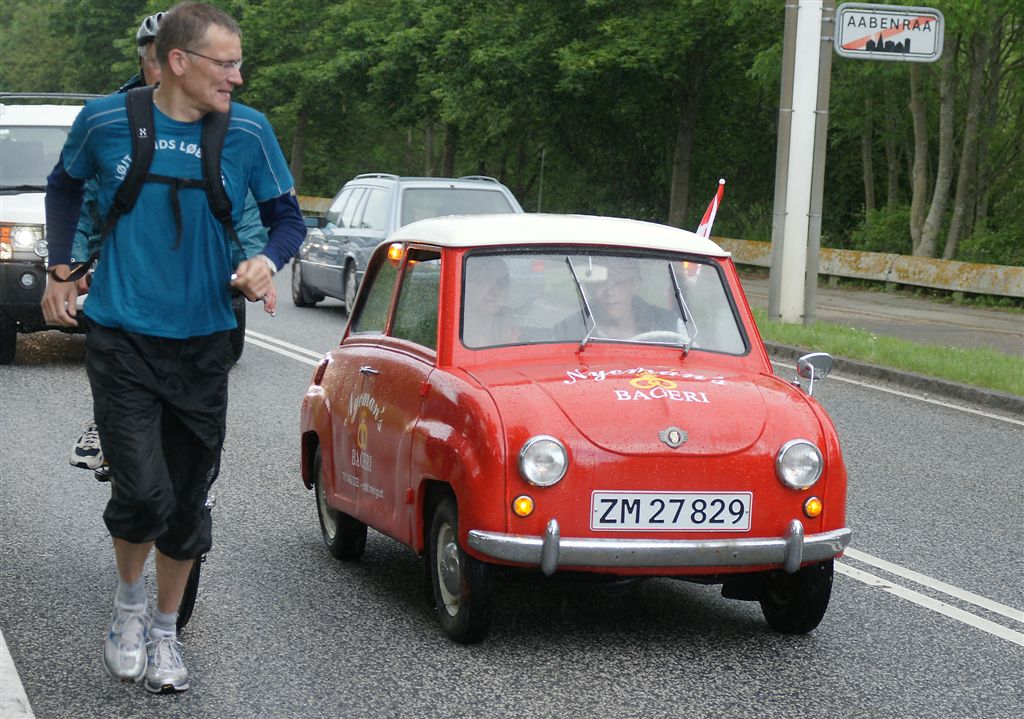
[[61, 93, 293, 338]]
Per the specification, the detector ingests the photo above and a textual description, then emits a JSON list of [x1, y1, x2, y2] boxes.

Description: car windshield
[[461, 250, 747, 354], [0, 126, 70, 188], [400, 188, 514, 226]]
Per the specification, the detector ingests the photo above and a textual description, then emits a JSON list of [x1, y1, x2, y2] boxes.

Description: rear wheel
[[0, 315, 16, 365], [291, 261, 320, 307], [428, 496, 493, 644], [759, 559, 834, 634], [229, 295, 246, 363], [313, 447, 366, 560], [342, 263, 358, 316]]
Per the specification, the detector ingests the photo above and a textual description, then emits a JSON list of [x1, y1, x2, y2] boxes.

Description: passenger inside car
[[461, 255, 520, 348]]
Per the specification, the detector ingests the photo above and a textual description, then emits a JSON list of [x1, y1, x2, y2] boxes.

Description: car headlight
[[1, 224, 46, 258], [518, 435, 568, 487], [775, 439, 823, 490]]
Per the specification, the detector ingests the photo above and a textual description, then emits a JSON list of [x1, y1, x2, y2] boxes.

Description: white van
[[0, 93, 95, 364]]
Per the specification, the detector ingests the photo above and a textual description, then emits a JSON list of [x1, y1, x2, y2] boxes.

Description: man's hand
[[230, 256, 274, 301], [41, 265, 81, 327]]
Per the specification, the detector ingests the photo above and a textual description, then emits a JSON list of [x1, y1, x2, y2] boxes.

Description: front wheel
[[313, 448, 366, 560], [291, 260, 320, 307], [176, 557, 203, 632], [759, 559, 834, 634], [428, 496, 493, 644], [0, 315, 16, 365]]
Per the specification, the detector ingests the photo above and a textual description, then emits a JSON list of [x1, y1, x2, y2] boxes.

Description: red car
[[299, 214, 851, 643]]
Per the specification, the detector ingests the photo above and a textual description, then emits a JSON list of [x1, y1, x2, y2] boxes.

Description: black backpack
[[59, 86, 242, 281]]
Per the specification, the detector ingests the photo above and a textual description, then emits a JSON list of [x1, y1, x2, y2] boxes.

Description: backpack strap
[[100, 86, 156, 244], [53, 87, 156, 283], [200, 108, 245, 259]]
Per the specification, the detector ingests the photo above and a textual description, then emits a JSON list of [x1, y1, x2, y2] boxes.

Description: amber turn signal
[[512, 495, 535, 517], [803, 496, 823, 518]]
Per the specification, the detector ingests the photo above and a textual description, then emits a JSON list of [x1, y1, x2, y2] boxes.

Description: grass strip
[[751, 308, 1024, 397]]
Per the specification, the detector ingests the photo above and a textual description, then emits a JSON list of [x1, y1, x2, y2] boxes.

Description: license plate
[[590, 491, 752, 532]]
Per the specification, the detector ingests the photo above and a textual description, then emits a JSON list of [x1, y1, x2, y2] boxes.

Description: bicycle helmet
[[136, 11, 165, 45]]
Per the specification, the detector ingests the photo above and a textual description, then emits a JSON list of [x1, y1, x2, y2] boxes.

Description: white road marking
[[245, 329, 325, 361], [1, 630, 35, 719], [773, 360, 1024, 427], [835, 562, 1024, 647], [246, 331, 1024, 645], [844, 548, 1024, 625]]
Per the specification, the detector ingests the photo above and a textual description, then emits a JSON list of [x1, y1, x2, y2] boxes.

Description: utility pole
[[768, 0, 834, 325]]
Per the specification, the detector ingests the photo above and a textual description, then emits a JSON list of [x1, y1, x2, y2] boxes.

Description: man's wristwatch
[[256, 254, 277, 275]]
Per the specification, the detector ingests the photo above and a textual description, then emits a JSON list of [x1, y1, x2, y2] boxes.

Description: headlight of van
[[1, 224, 46, 259], [518, 435, 568, 487], [775, 439, 823, 490]]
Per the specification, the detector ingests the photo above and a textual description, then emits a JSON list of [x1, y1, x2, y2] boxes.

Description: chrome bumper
[[467, 519, 852, 576]]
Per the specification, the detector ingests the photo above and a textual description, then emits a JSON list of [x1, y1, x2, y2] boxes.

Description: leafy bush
[[846, 205, 913, 254], [956, 226, 1024, 267]]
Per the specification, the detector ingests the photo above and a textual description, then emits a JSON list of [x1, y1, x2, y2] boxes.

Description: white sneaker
[[144, 634, 190, 694], [103, 603, 147, 682], [70, 422, 104, 470]]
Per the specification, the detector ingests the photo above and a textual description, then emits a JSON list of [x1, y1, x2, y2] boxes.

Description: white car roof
[[0, 104, 84, 127], [389, 213, 730, 257]]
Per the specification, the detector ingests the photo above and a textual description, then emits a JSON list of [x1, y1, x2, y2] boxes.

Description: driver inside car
[[586, 258, 676, 340]]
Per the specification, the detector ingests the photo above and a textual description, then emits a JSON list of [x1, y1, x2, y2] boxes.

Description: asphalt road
[[2, 272, 1022, 719]]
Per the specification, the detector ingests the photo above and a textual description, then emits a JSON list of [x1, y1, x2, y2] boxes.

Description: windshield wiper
[[565, 256, 597, 351], [668, 263, 698, 356], [0, 184, 47, 192]]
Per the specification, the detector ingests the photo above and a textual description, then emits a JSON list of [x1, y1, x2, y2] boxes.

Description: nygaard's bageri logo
[[617, 372, 709, 403]]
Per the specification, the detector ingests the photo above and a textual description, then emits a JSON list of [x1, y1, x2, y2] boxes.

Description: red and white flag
[[695, 178, 725, 239]]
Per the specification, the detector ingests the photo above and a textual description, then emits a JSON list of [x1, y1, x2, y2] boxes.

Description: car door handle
[[359, 366, 379, 375]]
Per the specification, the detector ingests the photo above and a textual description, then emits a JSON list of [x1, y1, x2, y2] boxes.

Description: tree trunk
[[667, 79, 700, 228], [289, 112, 306, 192], [667, 62, 705, 229], [908, 64, 930, 252], [917, 35, 959, 258], [884, 94, 900, 206], [424, 122, 435, 176], [943, 32, 988, 259], [441, 123, 457, 177], [974, 15, 1006, 229], [861, 97, 875, 215]]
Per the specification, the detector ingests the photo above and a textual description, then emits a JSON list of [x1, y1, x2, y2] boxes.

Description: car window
[[340, 188, 366, 229], [359, 188, 391, 230], [350, 255, 399, 334], [399, 188, 515, 227], [0, 126, 70, 186], [460, 250, 747, 354], [391, 250, 441, 350], [325, 188, 353, 227]]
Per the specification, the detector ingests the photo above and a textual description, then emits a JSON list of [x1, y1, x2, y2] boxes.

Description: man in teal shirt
[[41, 2, 304, 694]]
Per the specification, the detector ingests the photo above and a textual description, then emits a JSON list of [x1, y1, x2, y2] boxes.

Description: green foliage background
[[2, 0, 1021, 265]]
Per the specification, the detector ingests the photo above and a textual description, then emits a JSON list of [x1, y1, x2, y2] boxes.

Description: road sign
[[834, 3, 944, 62]]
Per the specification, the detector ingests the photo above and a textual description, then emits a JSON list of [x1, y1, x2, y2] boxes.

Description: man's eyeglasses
[[183, 49, 243, 72]]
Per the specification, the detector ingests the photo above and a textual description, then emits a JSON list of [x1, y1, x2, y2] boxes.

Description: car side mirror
[[304, 215, 327, 229], [794, 352, 833, 396]]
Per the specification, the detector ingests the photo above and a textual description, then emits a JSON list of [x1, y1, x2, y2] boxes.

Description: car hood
[[0, 191, 45, 224], [467, 359, 784, 456]]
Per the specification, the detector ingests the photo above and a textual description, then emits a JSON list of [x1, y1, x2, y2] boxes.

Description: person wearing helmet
[[68, 8, 277, 475], [118, 12, 166, 92]]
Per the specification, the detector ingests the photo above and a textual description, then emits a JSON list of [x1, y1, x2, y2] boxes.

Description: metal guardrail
[[716, 237, 1024, 299], [294, 196, 1023, 298]]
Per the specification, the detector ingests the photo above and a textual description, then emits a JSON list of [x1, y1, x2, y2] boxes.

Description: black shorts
[[85, 319, 234, 560]]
